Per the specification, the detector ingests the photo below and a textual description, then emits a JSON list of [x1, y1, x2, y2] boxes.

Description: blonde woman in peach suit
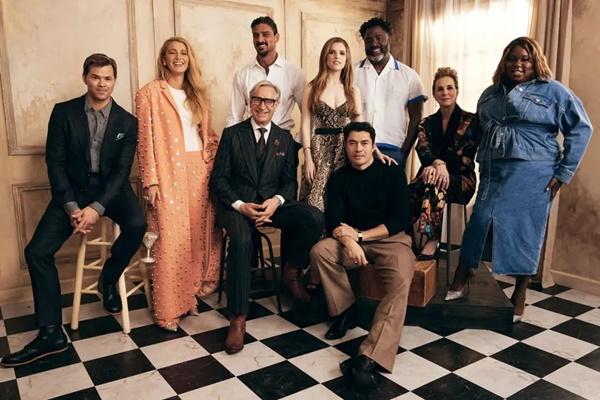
[[136, 37, 221, 331]]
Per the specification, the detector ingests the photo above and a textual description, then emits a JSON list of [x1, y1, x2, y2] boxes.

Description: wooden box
[[356, 260, 437, 308]]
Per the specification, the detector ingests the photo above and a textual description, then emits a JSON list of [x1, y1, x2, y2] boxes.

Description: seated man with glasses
[[210, 80, 323, 354]]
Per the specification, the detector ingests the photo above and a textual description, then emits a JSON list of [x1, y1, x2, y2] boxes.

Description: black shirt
[[325, 159, 410, 236]]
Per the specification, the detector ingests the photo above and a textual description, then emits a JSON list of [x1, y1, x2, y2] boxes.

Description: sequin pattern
[[136, 80, 221, 327], [299, 101, 350, 212]]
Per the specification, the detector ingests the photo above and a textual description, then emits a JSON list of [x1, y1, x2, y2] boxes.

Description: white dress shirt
[[226, 55, 305, 135], [168, 85, 203, 151], [231, 118, 285, 212], [354, 56, 426, 148]]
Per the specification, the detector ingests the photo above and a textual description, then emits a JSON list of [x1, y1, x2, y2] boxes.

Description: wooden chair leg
[[139, 260, 152, 311], [71, 235, 87, 330], [118, 273, 130, 334], [445, 204, 453, 285]]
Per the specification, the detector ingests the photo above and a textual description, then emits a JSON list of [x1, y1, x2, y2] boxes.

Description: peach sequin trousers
[[148, 151, 222, 325]]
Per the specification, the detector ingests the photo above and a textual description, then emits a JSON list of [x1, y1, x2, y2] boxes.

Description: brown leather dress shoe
[[225, 314, 246, 354], [282, 265, 311, 303]]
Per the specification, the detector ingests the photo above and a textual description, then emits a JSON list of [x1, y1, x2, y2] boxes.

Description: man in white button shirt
[[211, 81, 323, 355], [226, 16, 305, 137], [355, 18, 427, 167]]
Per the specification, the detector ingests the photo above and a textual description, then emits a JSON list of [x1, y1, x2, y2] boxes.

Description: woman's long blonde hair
[[307, 37, 358, 119], [157, 37, 210, 125]]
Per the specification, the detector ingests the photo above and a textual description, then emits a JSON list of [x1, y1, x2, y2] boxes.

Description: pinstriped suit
[[210, 119, 323, 315]]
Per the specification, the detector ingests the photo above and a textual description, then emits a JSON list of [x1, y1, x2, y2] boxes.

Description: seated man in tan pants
[[310, 121, 416, 388]]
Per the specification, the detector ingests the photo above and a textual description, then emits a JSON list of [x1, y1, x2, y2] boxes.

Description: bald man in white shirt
[[354, 17, 427, 167]]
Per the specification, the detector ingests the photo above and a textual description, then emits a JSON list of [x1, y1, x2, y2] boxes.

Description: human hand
[[375, 149, 398, 166], [239, 202, 264, 221], [343, 240, 368, 267], [333, 223, 358, 241], [434, 162, 450, 191], [255, 197, 281, 226], [73, 207, 100, 234], [69, 209, 82, 229], [304, 156, 316, 184], [545, 177, 563, 200], [422, 166, 438, 185], [144, 185, 160, 207]]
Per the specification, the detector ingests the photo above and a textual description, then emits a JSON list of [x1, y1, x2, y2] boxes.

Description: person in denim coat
[[445, 37, 593, 323]]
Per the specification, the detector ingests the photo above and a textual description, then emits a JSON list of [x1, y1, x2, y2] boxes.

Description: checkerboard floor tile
[[1, 278, 599, 399]]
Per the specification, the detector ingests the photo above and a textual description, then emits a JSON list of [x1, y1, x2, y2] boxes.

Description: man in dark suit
[[1, 54, 146, 368], [210, 80, 322, 354]]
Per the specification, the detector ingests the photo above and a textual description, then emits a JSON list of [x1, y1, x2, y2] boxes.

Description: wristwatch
[[357, 231, 364, 243]]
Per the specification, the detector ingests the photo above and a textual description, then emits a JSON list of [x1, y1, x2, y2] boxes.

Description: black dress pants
[[218, 202, 323, 315], [24, 185, 146, 327]]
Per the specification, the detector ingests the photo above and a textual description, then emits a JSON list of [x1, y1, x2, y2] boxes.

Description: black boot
[[340, 355, 378, 388], [325, 304, 357, 340], [0, 325, 68, 367], [98, 276, 122, 314]]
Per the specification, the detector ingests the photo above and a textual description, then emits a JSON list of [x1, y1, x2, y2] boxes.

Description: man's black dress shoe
[[0, 325, 68, 367], [340, 355, 378, 388], [98, 277, 122, 314], [325, 304, 356, 340]]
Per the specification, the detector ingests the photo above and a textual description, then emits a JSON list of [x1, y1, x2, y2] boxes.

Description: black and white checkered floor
[[1, 276, 600, 400]]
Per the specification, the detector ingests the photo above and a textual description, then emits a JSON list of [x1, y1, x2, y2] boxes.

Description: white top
[[354, 56, 426, 148], [168, 86, 203, 152], [226, 55, 305, 136], [250, 118, 272, 142], [231, 118, 284, 211]]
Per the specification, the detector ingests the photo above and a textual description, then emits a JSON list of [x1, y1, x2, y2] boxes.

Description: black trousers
[[25, 185, 146, 327], [218, 202, 323, 315]]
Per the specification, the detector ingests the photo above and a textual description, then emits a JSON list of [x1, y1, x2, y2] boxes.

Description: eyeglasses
[[250, 96, 277, 107]]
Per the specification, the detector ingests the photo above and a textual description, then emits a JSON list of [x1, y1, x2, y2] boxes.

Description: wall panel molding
[[0, 0, 139, 155], [12, 178, 142, 268]]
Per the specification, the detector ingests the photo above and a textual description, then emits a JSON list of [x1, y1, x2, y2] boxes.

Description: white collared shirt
[[354, 56, 426, 148], [226, 55, 305, 135], [250, 118, 272, 143], [168, 85, 203, 152], [231, 118, 284, 211]]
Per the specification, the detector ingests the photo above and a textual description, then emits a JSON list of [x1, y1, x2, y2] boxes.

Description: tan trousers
[[310, 232, 415, 372]]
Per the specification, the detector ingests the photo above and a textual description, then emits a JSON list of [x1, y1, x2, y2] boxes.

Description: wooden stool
[[217, 227, 282, 313], [70, 218, 151, 334], [437, 203, 469, 285]]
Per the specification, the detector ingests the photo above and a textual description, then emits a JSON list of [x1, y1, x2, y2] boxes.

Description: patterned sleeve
[[415, 118, 435, 167]]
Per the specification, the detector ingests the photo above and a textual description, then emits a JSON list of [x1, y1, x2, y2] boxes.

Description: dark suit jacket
[[210, 118, 297, 214], [45, 95, 138, 208]]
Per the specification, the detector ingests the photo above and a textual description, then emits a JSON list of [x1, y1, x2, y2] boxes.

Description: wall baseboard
[[1, 244, 283, 304], [551, 270, 600, 296], [0, 274, 100, 305]]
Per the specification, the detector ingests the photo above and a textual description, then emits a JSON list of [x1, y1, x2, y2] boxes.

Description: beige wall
[[0, 0, 384, 303], [551, 0, 600, 294]]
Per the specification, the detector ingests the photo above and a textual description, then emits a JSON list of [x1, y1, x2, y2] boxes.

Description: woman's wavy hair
[[492, 36, 553, 85], [432, 66, 459, 93], [307, 37, 359, 119], [157, 37, 210, 125]]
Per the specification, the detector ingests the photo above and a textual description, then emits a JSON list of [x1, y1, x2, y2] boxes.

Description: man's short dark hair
[[343, 121, 376, 143], [359, 17, 392, 39], [251, 16, 278, 35], [83, 53, 117, 78]]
